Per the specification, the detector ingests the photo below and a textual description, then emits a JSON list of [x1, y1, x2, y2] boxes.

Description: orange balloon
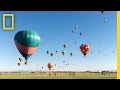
[[47, 62, 53, 70]]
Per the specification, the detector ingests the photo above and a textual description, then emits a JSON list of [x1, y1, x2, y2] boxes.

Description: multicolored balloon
[[62, 51, 66, 55], [80, 44, 89, 56], [19, 57, 22, 62], [14, 30, 41, 61]]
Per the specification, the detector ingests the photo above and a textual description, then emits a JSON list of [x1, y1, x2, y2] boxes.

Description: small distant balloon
[[18, 63, 20, 66], [62, 51, 65, 55], [25, 61, 28, 65], [104, 19, 107, 22], [19, 58, 22, 62], [75, 41, 77, 43], [50, 53, 53, 56], [47, 51, 49, 54], [63, 61, 65, 63], [75, 25, 79, 29], [80, 32, 82, 36], [70, 52, 73, 56], [72, 31, 74, 33], [63, 44, 67, 48]]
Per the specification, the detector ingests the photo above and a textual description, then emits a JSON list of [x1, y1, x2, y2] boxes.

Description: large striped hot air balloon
[[14, 30, 41, 62]]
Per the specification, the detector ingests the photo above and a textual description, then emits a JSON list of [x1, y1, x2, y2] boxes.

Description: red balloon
[[80, 44, 89, 56]]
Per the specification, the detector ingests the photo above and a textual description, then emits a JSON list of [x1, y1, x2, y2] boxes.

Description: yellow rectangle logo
[[2, 14, 15, 30]]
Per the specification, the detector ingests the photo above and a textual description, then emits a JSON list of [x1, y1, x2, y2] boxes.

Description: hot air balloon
[[47, 62, 53, 70], [80, 44, 89, 56], [75, 25, 79, 29], [18, 63, 20, 66], [80, 32, 82, 36], [63, 44, 67, 48], [104, 18, 107, 22], [19, 57, 22, 62], [50, 53, 53, 56], [72, 30, 74, 33], [70, 52, 73, 56], [63, 61, 65, 63], [25, 61, 28, 65], [46, 51, 49, 54], [14, 30, 41, 64], [62, 51, 65, 55], [75, 41, 77, 44], [47, 64, 52, 75]]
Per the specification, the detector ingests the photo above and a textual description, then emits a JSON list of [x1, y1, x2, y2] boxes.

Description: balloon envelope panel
[[14, 30, 41, 60]]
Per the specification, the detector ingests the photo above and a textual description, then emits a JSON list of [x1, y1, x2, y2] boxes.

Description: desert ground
[[0, 71, 116, 79]]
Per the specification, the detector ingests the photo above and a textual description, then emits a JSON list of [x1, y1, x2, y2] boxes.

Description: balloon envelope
[[14, 30, 41, 61], [46, 51, 49, 54], [47, 62, 53, 70], [62, 51, 65, 55], [75, 25, 79, 29], [80, 44, 89, 56], [63, 44, 67, 48]]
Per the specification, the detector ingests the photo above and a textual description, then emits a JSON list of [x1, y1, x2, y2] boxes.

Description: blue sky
[[0, 11, 116, 71]]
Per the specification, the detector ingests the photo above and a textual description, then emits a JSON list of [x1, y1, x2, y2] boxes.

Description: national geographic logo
[[2, 14, 15, 30]]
